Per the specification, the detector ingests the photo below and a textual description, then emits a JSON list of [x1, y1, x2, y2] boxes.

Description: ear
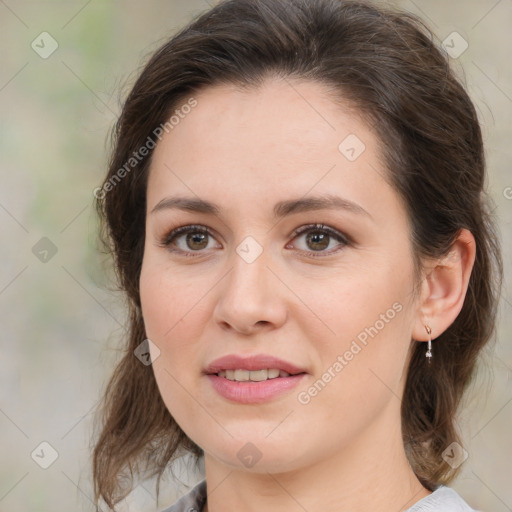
[[412, 228, 476, 343]]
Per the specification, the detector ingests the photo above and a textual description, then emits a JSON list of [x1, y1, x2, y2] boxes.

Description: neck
[[202, 409, 430, 512]]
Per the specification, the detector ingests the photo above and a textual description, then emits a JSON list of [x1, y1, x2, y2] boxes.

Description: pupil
[[307, 232, 329, 251], [187, 232, 207, 250]]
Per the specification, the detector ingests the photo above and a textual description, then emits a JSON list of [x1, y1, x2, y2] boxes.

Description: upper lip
[[204, 354, 307, 375]]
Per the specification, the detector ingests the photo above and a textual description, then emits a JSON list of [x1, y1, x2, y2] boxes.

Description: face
[[140, 78, 420, 473]]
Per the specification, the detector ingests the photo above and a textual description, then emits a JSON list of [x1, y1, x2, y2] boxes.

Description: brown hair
[[92, 0, 503, 508]]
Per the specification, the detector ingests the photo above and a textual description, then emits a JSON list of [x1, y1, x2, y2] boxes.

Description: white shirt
[[161, 479, 478, 511]]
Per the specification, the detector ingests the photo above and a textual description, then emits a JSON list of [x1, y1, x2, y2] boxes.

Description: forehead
[[146, 78, 398, 224], [159, 79, 369, 161]]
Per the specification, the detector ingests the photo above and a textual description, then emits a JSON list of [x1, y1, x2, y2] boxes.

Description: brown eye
[[289, 224, 349, 256], [162, 225, 220, 255], [184, 231, 209, 250], [304, 231, 330, 251]]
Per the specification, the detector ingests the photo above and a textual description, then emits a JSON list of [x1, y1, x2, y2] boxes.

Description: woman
[[92, 0, 503, 511]]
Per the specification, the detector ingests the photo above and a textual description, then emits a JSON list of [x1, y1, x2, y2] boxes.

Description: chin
[[201, 431, 317, 474]]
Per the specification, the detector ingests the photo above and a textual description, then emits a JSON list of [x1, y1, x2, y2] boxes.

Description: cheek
[[298, 255, 415, 402], [140, 255, 206, 343], [292, 298, 413, 459], [140, 261, 211, 433], [296, 256, 412, 347], [139, 255, 217, 370]]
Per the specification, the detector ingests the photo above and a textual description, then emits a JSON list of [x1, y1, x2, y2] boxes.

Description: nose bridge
[[213, 235, 286, 332], [228, 235, 272, 301]]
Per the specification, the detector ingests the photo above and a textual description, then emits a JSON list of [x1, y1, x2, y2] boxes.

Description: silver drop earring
[[425, 325, 432, 361]]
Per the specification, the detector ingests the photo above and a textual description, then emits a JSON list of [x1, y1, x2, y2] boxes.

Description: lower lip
[[206, 373, 307, 404]]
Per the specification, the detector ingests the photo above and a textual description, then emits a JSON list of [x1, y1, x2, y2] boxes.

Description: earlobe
[[412, 228, 476, 343]]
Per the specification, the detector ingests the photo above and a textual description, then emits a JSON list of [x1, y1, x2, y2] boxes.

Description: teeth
[[216, 368, 291, 381], [234, 369, 249, 381]]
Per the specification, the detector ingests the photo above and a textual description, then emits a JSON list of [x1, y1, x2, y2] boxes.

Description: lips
[[204, 354, 307, 376]]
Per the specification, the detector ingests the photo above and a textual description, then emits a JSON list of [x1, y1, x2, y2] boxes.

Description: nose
[[212, 242, 288, 335]]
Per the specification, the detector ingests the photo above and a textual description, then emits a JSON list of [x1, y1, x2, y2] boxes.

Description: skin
[[139, 78, 476, 512]]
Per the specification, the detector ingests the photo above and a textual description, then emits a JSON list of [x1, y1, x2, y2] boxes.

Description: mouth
[[204, 354, 308, 402], [206, 368, 307, 404], [213, 368, 306, 382], [204, 354, 308, 379]]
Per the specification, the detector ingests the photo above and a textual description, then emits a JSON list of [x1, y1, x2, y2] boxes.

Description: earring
[[425, 325, 432, 361]]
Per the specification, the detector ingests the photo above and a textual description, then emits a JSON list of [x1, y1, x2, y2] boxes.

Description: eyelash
[[159, 223, 350, 259]]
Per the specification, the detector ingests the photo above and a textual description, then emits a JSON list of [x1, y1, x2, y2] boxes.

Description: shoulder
[[407, 486, 480, 512], [160, 479, 207, 512]]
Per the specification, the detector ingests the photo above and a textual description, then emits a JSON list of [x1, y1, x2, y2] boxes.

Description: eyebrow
[[150, 194, 372, 220]]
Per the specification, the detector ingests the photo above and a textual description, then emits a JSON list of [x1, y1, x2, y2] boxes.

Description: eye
[[160, 224, 220, 256], [160, 223, 349, 258], [287, 223, 349, 257]]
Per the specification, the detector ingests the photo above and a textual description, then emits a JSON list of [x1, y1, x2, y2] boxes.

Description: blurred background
[[1, 0, 511, 510]]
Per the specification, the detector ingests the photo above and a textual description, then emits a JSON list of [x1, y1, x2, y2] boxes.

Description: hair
[[92, 0, 503, 508]]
